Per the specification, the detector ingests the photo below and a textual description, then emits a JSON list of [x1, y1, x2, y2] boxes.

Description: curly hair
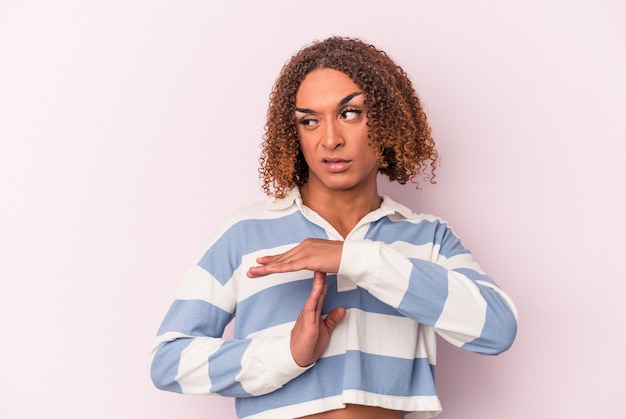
[[259, 36, 438, 198]]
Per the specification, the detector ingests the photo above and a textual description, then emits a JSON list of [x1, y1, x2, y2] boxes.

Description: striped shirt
[[150, 188, 518, 418]]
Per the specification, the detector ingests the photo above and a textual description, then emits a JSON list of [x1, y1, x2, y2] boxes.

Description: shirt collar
[[379, 194, 414, 219], [265, 187, 303, 211], [265, 186, 414, 219]]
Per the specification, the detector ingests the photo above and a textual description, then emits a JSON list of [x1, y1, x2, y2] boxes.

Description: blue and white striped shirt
[[150, 188, 517, 419]]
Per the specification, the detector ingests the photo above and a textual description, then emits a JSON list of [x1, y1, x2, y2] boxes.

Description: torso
[[296, 404, 404, 419]]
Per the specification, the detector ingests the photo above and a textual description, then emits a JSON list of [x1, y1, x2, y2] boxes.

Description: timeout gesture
[[247, 238, 346, 367]]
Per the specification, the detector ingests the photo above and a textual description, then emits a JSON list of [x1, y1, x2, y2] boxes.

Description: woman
[[150, 37, 518, 419]]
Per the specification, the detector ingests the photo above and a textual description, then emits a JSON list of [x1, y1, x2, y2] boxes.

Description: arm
[[339, 235, 518, 355], [249, 227, 517, 355], [149, 265, 311, 397]]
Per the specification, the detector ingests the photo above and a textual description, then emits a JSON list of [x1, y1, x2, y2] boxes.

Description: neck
[[300, 184, 382, 238]]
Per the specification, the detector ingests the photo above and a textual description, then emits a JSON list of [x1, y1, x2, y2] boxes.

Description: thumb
[[323, 307, 347, 332]]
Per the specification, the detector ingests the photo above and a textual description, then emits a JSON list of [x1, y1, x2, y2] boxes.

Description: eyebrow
[[295, 92, 363, 114]]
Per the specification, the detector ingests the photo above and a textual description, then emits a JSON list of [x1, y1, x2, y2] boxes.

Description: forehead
[[295, 69, 361, 107]]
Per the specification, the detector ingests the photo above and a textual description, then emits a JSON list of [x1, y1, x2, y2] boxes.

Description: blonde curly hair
[[260, 37, 438, 198]]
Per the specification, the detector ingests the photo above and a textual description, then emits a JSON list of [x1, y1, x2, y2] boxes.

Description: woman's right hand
[[290, 271, 346, 367]]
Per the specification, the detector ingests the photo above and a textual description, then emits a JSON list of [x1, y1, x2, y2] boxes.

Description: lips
[[322, 157, 351, 172]]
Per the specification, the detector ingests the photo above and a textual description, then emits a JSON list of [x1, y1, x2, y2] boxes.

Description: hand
[[246, 238, 343, 278], [290, 271, 346, 367]]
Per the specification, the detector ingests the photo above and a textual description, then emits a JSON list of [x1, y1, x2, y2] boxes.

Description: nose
[[322, 119, 344, 149]]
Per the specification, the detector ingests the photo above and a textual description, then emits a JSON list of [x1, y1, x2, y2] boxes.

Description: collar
[[265, 187, 303, 211], [265, 186, 414, 220]]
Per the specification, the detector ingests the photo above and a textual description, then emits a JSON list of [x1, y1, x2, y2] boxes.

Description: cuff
[[337, 239, 382, 291], [239, 335, 312, 396]]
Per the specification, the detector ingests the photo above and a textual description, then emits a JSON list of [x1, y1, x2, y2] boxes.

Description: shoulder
[[201, 192, 299, 244], [211, 199, 290, 237], [378, 195, 467, 250], [191, 192, 304, 264], [381, 195, 446, 226]]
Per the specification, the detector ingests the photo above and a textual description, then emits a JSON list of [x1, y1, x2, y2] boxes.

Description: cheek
[[296, 125, 312, 142], [297, 139, 316, 164], [363, 141, 380, 168], [355, 129, 376, 156], [366, 150, 379, 168], [297, 135, 312, 153]]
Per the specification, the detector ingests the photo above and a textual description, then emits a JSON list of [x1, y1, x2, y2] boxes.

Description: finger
[[255, 253, 283, 265], [301, 271, 325, 314], [256, 243, 301, 265], [246, 261, 297, 278], [313, 271, 327, 317], [323, 307, 347, 332], [246, 266, 269, 278]]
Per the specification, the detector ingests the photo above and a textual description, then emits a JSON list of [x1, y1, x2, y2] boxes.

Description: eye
[[339, 108, 362, 121], [298, 117, 320, 129]]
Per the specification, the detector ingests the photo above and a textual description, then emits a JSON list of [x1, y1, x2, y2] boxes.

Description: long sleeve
[[148, 197, 319, 398], [338, 217, 518, 355], [149, 263, 311, 396]]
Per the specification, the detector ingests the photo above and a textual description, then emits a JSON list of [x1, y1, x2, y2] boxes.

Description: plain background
[[1, 0, 625, 418]]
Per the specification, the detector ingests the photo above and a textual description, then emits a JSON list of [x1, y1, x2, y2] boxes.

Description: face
[[295, 69, 379, 195]]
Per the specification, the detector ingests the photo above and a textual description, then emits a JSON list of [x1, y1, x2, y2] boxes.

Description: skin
[[296, 404, 404, 419], [247, 70, 403, 418]]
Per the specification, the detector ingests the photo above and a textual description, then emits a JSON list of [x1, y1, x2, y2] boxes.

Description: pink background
[[1, 1, 624, 418]]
